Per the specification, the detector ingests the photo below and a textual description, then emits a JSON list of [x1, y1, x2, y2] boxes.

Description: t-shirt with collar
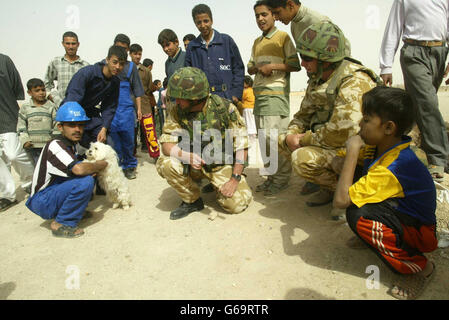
[[165, 47, 186, 80]]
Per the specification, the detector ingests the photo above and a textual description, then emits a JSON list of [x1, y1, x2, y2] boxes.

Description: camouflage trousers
[[156, 156, 252, 214], [291, 146, 339, 191]]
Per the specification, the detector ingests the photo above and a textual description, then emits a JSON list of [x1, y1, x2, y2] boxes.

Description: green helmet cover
[[167, 67, 210, 100], [297, 21, 347, 63]]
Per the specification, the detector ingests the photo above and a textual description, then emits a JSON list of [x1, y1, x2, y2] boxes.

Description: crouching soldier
[[278, 21, 380, 220], [26, 102, 108, 238], [156, 67, 252, 220]]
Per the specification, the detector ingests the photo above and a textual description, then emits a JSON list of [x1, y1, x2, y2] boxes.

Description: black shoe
[[201, 183, 215, 193], [124, 168, 137, 180], [170, 198, 204, 220]]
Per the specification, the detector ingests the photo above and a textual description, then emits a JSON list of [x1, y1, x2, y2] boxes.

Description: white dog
[[85, 142, 131, 210]]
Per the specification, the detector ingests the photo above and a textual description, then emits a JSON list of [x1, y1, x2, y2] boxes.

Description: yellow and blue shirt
[[349, 136, 436, 225]]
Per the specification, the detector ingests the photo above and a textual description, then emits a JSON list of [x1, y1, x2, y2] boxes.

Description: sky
[[0, 0, 399, 96]]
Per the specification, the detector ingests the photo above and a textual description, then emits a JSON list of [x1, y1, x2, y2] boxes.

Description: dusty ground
[[1, 93, 449, 300]]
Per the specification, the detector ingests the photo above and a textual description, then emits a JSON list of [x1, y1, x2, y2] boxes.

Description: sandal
[[389, 261, 436, 300], [428, 165, 444, 183], [52, 225, 85, 238]]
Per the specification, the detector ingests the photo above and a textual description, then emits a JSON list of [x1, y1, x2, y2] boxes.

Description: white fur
[[85, 142, 132, 210]]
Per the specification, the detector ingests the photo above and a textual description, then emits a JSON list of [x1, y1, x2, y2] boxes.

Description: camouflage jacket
[[280, 60, 378, 152], [160, 94, 249, 156]]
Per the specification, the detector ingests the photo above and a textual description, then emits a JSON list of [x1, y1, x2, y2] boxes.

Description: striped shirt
[[44, 56, 89, 107], [17, 98, 59, 148], [248, 27, 300, 116], [30, 138, 79, 196]]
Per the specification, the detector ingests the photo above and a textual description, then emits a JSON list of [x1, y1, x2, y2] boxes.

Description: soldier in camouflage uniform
[[278, 21, 380, 219], [156, 67, 252, 220]]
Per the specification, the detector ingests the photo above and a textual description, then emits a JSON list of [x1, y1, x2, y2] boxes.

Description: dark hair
[[114, 33, 131, 46], [183, 34, 196, 42], [27, 78, 45, 90], [266, 0, 300, 8], [143, 59, 153, 67], [254, 0, 271, 10], [107, 45, 128, 61], [158, 29, 179, 46], [130, 43, 143, 53], [244, 75, 253, 87], [163, 77, 169, 89], [362, 86, 415, 137], [192, 4, 213, 21], [62, 31, 78, 42], [153, 79, 161, 86]]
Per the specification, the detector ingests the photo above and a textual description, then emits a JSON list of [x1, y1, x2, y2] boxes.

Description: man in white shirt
[[379, 0, 449, 182]]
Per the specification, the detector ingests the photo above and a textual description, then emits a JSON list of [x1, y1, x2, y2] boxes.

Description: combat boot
[[306, 188, 334, 207], [170, 198, 204, 220]]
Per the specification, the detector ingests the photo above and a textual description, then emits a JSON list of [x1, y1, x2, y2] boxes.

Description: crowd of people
[[1, 0, 448, 300]]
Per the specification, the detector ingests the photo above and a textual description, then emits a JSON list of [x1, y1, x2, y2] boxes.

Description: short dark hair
[[158, 29, 179, 46], [153, 79, 161, 86], [254, 0, 271, 10], [114, 33, 131, 47], [130, 43, 143, 53], [362, 86, 415, 137], [107, 45, 128, 61], [244, 75, 253, 87], [62, 31, 78, 42], [143, 59, 153, 67], [266, 0, 300, 8], [183, 34, 196, 42], [163, 77, 169, 88], [27, 78, 45, 90], [192, 4, 213, 21]]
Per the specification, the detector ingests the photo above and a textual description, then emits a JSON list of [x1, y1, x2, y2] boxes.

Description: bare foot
[[51, 221, 84, 237], [390, 261, 435, 300]]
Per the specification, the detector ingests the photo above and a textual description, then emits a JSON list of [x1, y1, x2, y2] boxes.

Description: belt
[[210, 84, 227, 92], [404, 39, 445, 47]]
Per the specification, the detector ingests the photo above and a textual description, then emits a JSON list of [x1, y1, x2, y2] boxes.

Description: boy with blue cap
[[26, 102, 108, 238]]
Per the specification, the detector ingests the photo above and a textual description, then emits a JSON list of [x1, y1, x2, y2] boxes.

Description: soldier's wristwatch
[[231, 174, 241, 182]]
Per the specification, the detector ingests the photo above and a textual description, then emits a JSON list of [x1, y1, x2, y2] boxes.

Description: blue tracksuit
[[185, 29, 245, 100], [110, 62, 144, 170]]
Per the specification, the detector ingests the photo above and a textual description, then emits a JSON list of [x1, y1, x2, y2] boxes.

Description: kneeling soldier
[[156, 67, 252, 220]]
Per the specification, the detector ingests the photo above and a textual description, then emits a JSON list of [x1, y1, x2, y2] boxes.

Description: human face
[[194, 13, 213, 40], [270, 3, 296, 25], [255, 5, 275, 34], [58, 122, 85, 143], [62, 36, 80, 57], [28, 86, 46, 104], [359, 113, 386, 145], [105, 54, 126, 77], [162, 41, 179, 58], [300, 54, 318, 75], [183, 40, 190, 50], [130, 51, 142, 65]]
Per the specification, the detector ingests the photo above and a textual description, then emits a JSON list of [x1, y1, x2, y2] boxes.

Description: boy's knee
[[73, 176, 95, 194]]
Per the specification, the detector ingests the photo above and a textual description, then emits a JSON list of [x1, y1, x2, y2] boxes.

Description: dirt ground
[[1, 93, 449, 300]]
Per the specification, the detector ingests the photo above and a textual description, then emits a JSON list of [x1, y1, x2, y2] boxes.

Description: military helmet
[[167, 67, 210, 100], [297, 21, 347, 63]]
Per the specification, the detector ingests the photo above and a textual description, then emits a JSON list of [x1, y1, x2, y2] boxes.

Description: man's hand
[[23, 141, 33, 149], [219, 179, 239, 198], [137, 110, 143, 121], [285, 133, 304, 152], [189, 152, 206, 170], [258, 64, 274, 77], [346, 135, 365, 152], [97, 127, 108, 143], [381, 73, 393, 86]]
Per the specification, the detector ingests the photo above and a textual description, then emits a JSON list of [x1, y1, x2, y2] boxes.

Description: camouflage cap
[[167, 67, 210, 100], [297, 21, 347, 63]]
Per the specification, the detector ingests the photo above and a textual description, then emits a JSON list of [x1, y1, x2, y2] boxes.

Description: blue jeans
[[26, 176, 95, 227]]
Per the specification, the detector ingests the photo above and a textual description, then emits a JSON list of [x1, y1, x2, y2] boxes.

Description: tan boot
[[306, 188, 334, 207]]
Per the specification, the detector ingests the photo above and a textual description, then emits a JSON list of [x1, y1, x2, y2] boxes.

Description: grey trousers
[[400, 43, 449, 167], [255, 115, 292, 185]]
